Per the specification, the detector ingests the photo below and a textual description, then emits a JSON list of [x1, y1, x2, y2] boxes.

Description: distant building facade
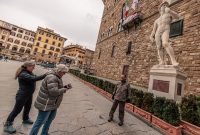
[[0, 21, 11, 53], [62, 44, 86, 66], [31, 27, 67, 63], [0, 20, 35, 60], [92, 0, 200, 95], [83, 49, 94, 69]]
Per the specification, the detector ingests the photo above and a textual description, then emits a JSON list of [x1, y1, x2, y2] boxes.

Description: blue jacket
[[17, 70, 46, 96]]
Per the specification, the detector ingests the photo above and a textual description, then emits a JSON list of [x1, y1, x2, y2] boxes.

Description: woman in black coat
[[4, 61, 46, 134]]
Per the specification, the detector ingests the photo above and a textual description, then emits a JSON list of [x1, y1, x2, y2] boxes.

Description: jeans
[[6, 94, 33, 123], [29, 110, 57, 135], [109, 100, 125, 122]]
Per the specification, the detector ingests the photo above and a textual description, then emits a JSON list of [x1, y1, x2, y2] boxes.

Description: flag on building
[[132, 0, 139, 10], [125, 0, 129, 17]]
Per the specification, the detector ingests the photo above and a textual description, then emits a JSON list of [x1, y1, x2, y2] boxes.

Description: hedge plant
[[141, 92, 154, 113], [180, 94, 200, 126], [70, 69, 200, 126], [162, 99, 180, 126], [152, 97, 166, 119]]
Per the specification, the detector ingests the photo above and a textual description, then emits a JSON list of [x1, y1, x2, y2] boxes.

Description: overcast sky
[[0, 0, 104, 50]]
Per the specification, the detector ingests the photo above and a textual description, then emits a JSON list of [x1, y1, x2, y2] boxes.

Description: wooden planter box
[[125, 103, 134, 113], [105, 92, 112, 99], [134, 106, 152, 123], [151, 115, 181, 135], [181, 120, 200, 135]]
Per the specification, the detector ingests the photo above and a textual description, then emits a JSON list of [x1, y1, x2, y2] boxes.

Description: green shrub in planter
[[103, 81, 114, 94], [141, 92, 154, 113], [180, 94, 200, 126], [152, 97, 166, 119], [197, 96, 200, 119], [162, 99, 180, 126], [132, 89, 144, 108], [98, 79, 104, 90]]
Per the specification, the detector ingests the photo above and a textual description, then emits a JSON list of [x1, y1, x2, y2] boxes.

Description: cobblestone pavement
[[0, 61, 161, 135]]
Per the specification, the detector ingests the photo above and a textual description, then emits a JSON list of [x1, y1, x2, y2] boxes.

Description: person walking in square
[[29, 64, 72, 135], [4, 60, 47, 134], [108, 75, 130, 126]]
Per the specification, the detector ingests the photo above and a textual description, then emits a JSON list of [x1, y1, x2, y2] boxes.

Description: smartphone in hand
[[64, 83, 72, 89]]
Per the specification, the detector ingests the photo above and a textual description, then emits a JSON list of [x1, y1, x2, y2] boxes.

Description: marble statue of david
[[150, 1, 181, 66]]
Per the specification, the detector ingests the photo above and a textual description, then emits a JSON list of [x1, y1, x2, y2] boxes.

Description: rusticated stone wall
[[92, 0, 200, 95]]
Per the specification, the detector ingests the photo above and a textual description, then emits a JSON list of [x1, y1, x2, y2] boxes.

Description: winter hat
[[56, 64, 69, 73]]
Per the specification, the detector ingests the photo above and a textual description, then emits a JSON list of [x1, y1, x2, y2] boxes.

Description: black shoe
[[108, 117, 113, 122], [118, 122, 123, 126], [4, 122, 16, 134], [22, 119, 34, 125]]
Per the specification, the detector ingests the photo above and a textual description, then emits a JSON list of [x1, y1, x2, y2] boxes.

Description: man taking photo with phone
[[29, 64, 72, 135]]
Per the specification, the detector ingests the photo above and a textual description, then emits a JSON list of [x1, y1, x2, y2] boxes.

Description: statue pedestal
[[148, 65, 187, 101]]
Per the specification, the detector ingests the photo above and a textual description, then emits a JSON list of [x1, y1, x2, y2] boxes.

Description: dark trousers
[[6, 94, 33, 123], [109, 100, 125, 122]]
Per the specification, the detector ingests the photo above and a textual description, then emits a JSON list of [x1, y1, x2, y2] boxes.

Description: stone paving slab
[[0, 61, 162, 135]]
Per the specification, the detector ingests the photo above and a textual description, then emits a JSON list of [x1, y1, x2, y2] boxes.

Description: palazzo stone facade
[[92, 0, 200, 95]]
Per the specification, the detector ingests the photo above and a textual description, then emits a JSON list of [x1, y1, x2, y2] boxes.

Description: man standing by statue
[[150, 0, 181, 66]]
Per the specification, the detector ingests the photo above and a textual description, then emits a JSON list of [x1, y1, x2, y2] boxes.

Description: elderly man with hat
[[29, 64, 72, 135], [4, 60, 47, 134]]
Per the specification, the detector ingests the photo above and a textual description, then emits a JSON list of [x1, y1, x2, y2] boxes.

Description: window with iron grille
[[98, 49, 101, 59], [126, 41, 132, 55], [111, 45, 116, 57]]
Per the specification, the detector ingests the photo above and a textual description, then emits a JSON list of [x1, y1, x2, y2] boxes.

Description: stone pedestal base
[[148, 65, 187, 101]]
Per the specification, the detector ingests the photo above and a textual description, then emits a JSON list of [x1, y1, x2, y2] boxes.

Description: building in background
[[62, 44, 86, 66], [0, 20, 11, 54], [92, 0, 200, 95], [83, 49, 94, 70], [31, 27, 67, 63], [0, 20, 35, 60]]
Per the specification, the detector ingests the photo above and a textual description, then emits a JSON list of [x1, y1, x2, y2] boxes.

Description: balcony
[[122, 12, 143, 30]]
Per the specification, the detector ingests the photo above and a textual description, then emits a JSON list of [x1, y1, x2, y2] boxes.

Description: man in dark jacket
[[108, 75, 130, 126], [4, 61, 46, 134], [29, 64, 72, 135]]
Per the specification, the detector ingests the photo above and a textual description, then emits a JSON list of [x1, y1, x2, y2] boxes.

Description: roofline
[[37, 26, 67, 41], [0, 19, 36, 33]]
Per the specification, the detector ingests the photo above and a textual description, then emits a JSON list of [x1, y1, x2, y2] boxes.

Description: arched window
[[25, 49, 31, 54], [56, 48, 60, 52], [58, 43, 61, 47], [126, 41, 132, 55], [44, 44, 47, 49], [21, 42, 27, 46], [111, 44, 116, 57], [45, 39, 49, 43], [48, 51, 53, 56], [50, 47, 55, 51], [36, 42, 40, 46], [6, 44, 11, 49], [8, 38, 13, 43], [38, 37, 42, 41], [34, 48, 38, 53], [27, 43, 33, 48], [42, 50, 46, 54], [54, 53, 58, 57], [19, 47, 25, 53], [12, 46, 18, 51]]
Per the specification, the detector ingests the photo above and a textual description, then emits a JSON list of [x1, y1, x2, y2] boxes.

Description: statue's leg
[[162, 31, 179, 66], [155, 34, 164, 65]]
